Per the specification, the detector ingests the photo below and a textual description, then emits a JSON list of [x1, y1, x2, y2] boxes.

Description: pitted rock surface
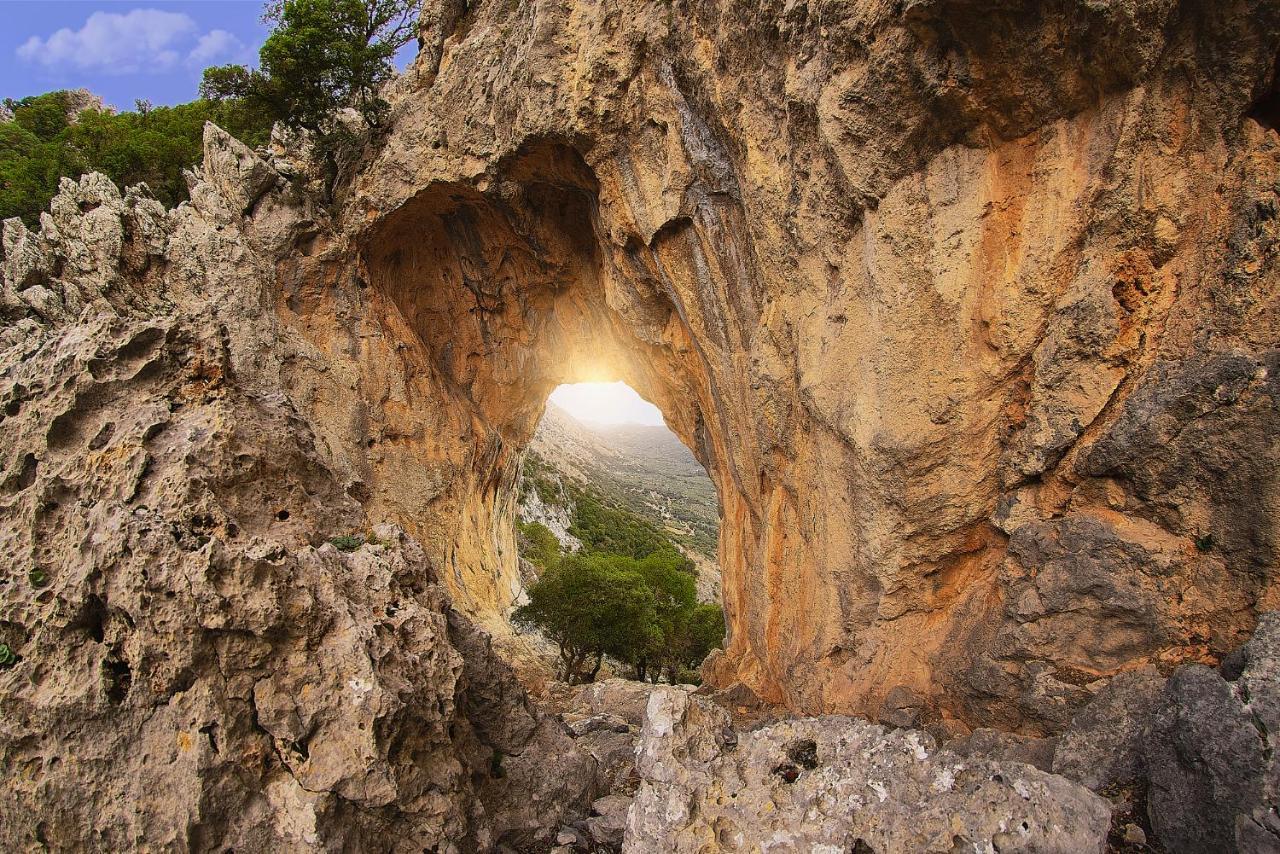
[[624, 688, 1111, 853], [0, 149, 593, 850]]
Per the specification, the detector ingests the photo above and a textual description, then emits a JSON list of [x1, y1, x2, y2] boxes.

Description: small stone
[[1123, 823, 1147, 846]]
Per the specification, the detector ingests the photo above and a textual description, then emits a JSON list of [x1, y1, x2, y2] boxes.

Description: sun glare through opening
[[546, 381, 666, 427]]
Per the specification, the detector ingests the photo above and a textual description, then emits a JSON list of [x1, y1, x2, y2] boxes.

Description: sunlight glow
[[547, 382, 666, 426]]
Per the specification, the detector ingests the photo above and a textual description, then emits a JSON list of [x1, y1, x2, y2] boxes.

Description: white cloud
[[186, 29, 252, 68], [16, 9, 252, 76]]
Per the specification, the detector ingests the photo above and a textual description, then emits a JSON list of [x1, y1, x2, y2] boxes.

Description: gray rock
[[1143, 630, 1278, 854], [575, 727, 640, 796], [200, 123, 278, 216], [948, 727, 1058, 773], [564, 678, 682, 726], [624, 688, 1111, 853], [566, 712, 631, 737], [877, 684, 926, 729], [1079, 351, 1280, 582], [1053, 667, 1165, 791], [586, 794, 632, 848]]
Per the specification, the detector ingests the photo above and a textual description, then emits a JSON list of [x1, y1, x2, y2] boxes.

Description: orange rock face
[[271, 0, 1280, 730]]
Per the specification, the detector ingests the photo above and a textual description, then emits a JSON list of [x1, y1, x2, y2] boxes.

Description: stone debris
[[1143, 613, 1280, 854]]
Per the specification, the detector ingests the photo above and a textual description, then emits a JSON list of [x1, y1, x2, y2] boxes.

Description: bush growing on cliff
[[516, 520, 561, 570], [203, 0, 418, 134], [202, 0, 419, 189], [567, 487, 693, 566]]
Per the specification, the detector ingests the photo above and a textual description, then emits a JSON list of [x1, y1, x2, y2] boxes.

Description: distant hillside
[[528, 403, 721, 563]]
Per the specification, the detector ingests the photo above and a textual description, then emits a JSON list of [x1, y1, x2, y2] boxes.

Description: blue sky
[[2, 1, 416, 111], [2, 2, 269, 109]]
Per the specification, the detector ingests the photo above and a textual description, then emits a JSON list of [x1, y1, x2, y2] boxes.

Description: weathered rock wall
[[291, 0, 1280, 729], [0, 141, 596, 849], [4, 0, 1278, 762]]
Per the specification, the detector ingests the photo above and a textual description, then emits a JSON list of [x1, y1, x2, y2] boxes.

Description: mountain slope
[[527, 403, 720, 562]]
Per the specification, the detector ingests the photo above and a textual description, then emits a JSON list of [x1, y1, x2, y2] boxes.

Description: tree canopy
[[514, 475, 726, 685], [202, 0, 419, 134], [513, 554, 660, 685], [0, 91, 271, 227]]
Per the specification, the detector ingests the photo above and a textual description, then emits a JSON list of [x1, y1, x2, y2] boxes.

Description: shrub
[[329, 534, 364, 552], [516, 520, 561, 570]]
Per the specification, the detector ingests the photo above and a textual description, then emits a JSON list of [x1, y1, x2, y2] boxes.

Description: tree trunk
[[587, 651, 604, 682]]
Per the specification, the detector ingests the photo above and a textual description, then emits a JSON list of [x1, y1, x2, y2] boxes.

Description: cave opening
[[511, 381, 725, 684], [356, 138, 746, 689]]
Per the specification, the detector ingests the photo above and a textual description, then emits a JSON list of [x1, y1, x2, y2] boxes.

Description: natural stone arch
[[275, 0, 1280, 730], [354, 140, 751, 652]]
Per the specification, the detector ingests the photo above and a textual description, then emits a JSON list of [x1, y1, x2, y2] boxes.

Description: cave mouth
[[547, 381, 668, 427], [357, 137, 742, 684], [531, 380, 720, 562], [513, 380, 725, 683]]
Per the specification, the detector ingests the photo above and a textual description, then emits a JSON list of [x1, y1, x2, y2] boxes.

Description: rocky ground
[[526, 612, 1278, 852]]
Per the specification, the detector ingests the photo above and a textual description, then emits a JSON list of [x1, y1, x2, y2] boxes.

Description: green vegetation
[[519, 454, 564, 507], [329, 534, 365, 552], [513, 469, 726, 685], [513, 553, 660, 684], [566, 485, 688, 564], [517, 521, 561, 571], [0, 91, 272, 227], [0, 643, 16, 667], [202, 0, 418, 182], [3, 0, 421, 225], [27, 568, 47, 588]]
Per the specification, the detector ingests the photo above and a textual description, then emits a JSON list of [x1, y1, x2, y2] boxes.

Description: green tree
[[516, 520, 561, 571], [202, 0, 418, 134], [631, 550, 697, 681], [679, 603, 727, 675], [513, 554, 658, 684]]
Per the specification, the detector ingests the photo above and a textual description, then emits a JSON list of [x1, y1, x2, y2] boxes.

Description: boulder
[[1053, 667, 1165, 791], [948, 727, 1058, 773], [200, 123, 278, 216], [625, 688, 1111, 853], [1143, 615, 1280, 854], [564, 678, 682, 727], [586, 794, 632, 849], [877, 685, 927, 729]]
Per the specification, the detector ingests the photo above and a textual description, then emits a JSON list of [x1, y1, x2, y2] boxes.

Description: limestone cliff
[[308, 0, 1279, 730], [3, 0, 1279, 804]]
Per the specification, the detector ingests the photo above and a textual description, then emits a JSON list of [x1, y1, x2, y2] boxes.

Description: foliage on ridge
[[0, 91, 272, 227]]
